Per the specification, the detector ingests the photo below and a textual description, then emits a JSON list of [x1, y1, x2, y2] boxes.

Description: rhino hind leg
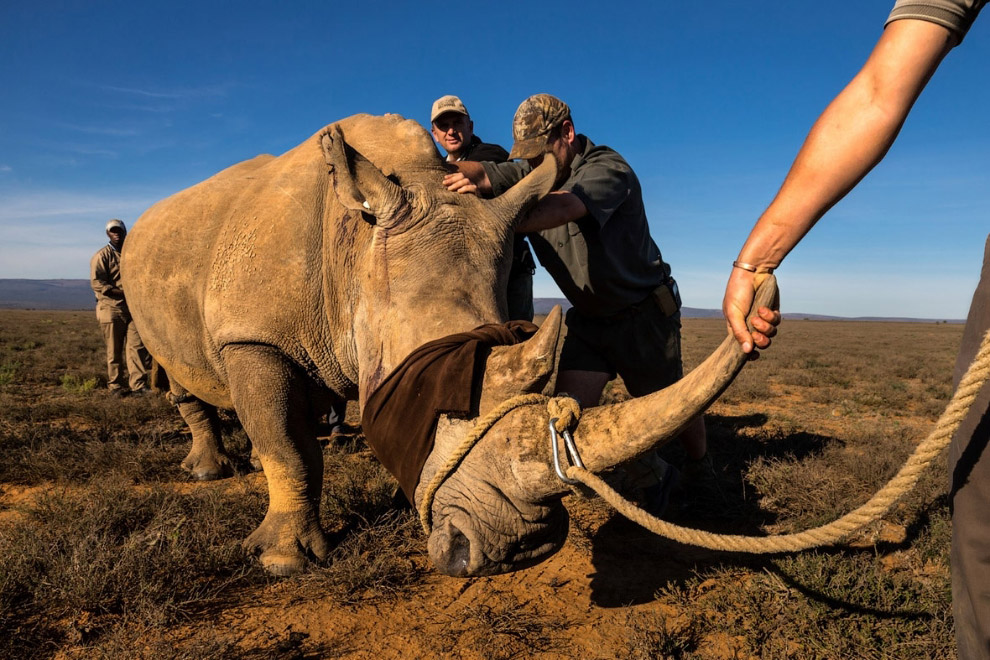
[[172, 388, 235, 481], [223, 344, 329, 575]]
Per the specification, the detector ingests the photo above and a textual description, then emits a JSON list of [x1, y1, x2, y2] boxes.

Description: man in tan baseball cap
[[444, 93, 718, 516], [430, 95, 537, 321], [430, 95, 510, 164]]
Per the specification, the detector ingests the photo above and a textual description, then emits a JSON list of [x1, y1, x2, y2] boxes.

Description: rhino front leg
[[171, 386, 235, 481], [223, 344, 329, 576]]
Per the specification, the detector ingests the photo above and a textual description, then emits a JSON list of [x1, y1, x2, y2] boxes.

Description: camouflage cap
[[508, 94, 571, 160], [430, 95, 470, 123], [105, 218, 126, 233]]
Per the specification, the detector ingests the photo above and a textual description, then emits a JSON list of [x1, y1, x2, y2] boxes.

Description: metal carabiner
[[549, 418, 586, 485]]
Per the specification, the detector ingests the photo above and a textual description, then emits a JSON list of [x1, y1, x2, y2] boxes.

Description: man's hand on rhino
[[443, 171, 478, 195], [443, 161, 490, 196]]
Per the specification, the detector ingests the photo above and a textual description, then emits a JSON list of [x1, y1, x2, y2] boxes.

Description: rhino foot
[[242, 512, 330, 576], [181, 449, 235, 481]]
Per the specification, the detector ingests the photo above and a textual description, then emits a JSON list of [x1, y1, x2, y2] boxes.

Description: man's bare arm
[[516, 191, 587, 232], [724, 18, 957, 353], [442, 162, 588, 232]]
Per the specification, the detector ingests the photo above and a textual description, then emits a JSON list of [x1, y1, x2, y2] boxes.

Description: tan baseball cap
[[430, 95, 469, 123], [507, 94, 571, 160], [105, 218, 126, 233]]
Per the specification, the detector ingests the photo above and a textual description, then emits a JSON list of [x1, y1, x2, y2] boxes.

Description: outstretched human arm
[[516, 192, 587, 232], [724, 18, 957, 353], [443, 161, 588, 231]]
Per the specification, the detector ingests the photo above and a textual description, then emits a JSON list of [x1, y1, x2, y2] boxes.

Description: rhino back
[[124, 133, 355, 406]]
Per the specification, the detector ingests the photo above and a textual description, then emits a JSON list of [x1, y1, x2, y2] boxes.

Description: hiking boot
[[601, 451, 681, 518], [637, 460, 681, 518], [677, 452, 727, 516]]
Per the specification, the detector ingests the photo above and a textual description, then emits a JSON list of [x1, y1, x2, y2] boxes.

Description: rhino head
[[319, 116, 558, 406], [419, 280, 779, 577], [320, 114, 778, 578]]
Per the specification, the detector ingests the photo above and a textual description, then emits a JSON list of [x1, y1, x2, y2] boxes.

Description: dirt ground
[[0, 311, 963, 658]]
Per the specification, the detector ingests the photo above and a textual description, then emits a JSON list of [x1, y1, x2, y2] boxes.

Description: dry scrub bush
[[0, 392, 187, 484], [0, 478, 269, 659], [624, 609, 705, 659], [304, 509, 422, 605]]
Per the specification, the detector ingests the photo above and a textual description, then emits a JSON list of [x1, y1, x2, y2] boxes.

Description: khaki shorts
[[559, 296, 683, 397]]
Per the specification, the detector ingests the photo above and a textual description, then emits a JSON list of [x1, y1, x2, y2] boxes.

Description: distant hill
[[0, 279, 94, 310], [535, 296, 962, 323], [0, 280, 964, 323]]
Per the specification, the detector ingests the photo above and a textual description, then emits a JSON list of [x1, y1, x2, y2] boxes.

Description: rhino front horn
[[563, 276, 779, 479]]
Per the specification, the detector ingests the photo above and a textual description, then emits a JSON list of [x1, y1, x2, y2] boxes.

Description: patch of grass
[[653, 558, 952, 659], [60, 373, 100, 394], [305, 509, 422, 604], [0, 360, 18, 386], [69, 625, 353, 660], [0, 393, 187, 484], [0, 478, 270, 659], [745, 423, 935, 533], [624, 609, 705, 659], [319, 442, 397, 525], [461, 593, 566, 659]]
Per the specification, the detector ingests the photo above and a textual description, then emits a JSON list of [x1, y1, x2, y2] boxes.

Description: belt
[[591, 280, 682, 324]]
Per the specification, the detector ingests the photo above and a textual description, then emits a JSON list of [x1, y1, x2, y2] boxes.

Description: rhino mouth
[[427, 492, 568, 577]]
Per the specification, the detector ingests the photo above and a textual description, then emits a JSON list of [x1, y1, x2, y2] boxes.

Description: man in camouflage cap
[[431, 94, 537, 321], [444, 93, 718, 515]]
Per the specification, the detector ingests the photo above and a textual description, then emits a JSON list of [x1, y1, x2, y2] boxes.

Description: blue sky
[[1, 1, 987, 319]]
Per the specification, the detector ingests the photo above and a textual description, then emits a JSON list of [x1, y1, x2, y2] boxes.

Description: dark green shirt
[[484, 135, 669, 317], [457, 136, 509, 163]]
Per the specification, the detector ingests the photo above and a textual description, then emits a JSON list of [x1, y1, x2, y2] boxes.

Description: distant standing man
[[90, 218, 150, 396], [445, 94, 739, 510], [431, 94, 537, 321]]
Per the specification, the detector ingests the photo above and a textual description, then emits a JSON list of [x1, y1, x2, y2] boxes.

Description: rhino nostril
[[442, 526, 471, 577]]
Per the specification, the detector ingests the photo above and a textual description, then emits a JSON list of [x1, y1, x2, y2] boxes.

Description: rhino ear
[[477, 306, 564, 415], [321, 125, 410, 227]]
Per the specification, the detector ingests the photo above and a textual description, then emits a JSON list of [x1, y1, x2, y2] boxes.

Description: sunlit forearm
[[516, 191, 587, 232], [737, 19, 955, 268]]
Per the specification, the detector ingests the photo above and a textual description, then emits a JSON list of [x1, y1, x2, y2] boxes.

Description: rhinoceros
[[122, 113, 771, 577]]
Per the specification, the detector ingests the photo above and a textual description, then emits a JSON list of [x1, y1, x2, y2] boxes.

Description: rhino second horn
[[484, 154, 558, 231], [478, 305, 564, 415]]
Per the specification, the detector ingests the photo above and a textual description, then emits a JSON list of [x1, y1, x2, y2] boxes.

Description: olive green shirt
[[90, 243, 127, 312], [887, 0, 986, 41], [484, 136, 669, 317]]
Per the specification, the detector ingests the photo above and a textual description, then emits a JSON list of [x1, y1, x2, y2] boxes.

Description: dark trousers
[[952, 234, 990, 660]]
